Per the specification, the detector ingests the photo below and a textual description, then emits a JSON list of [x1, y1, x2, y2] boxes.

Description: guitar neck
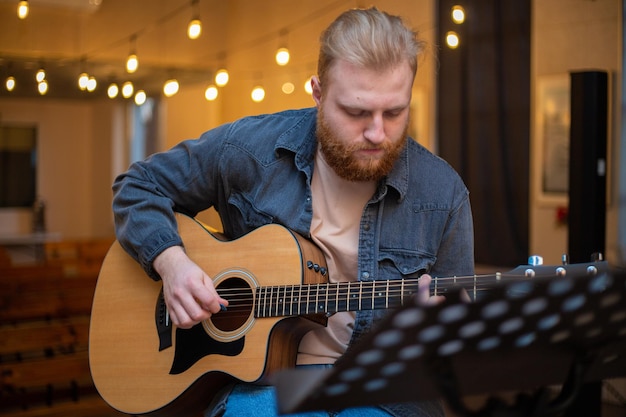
[[252, 259, 608, 318], [253, 275, 478, 318]]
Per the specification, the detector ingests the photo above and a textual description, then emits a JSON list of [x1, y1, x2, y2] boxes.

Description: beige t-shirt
[[296, 148, 376, 365]]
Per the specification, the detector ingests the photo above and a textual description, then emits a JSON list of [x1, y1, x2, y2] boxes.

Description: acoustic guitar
[[88, 213, 606, 416]]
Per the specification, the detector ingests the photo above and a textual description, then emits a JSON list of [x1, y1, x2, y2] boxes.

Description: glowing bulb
[[275, 48, 290, 66], [17, 0, 29, 19], [451, 5, 465, 24], [35, 68, 46, 83], [251, 86, 265, 102], [107, 83, 119, 98], [205, 85, 218, 101], [38, 80, 48, 95], [281, 82, 295, 95], [163, 79, 179, 97], [446, 31, 460, 49], [304, 76, 313, 95], [126, 53, 138, 73], [6, 76, 16, 91], [122, 81, 134, 98], [86, 76, 97, 92], [215, 69, 229, 87], [187, 19, 202, 39], [78, 72, 89, 90], [134, 90, 147, 106]]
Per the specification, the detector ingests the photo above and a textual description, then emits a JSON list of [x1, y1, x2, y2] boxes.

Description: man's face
[[312, 59, 414, 182]]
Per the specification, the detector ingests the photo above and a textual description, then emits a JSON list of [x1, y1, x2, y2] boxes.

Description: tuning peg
[[528, 255, 543, 266], [591, 252, 604, 262]]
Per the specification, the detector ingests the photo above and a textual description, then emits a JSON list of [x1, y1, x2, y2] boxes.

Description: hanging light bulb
[[126, 35, 139, 73], [126, 53, 138, 73], [134, 90, 147, 106], [275, 48, 290, 66], [86, 76, 97, 92], [451, 5, 466, 24], [188, 19, 202, 39], [35, 67, 46, 83], [215, 69, 229, 87], [122, 81, 134, 98], [38, 80, 48, 95], [17, 0, 29, 19], [251, 86, 265, 102], [304, 76, 313, 95], [107, 82, 119, 98], [78, 72, 89, 90], [446, 31, 460, 49], [6, 76, 16, 92], [163, 78, 179, 97], [187, 0, 202, 39], [204, 84, 218, 101], [282, 81, 295, 95]]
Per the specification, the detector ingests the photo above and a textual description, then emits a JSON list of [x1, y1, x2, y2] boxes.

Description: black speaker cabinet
[[567, 70, 608, 264], [565, 70, 608, 417]]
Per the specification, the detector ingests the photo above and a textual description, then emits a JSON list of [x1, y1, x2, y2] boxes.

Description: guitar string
[[207, 273, 517, 317]]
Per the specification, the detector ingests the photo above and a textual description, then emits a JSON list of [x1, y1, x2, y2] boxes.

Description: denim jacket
[[112, 107, 474, 417]]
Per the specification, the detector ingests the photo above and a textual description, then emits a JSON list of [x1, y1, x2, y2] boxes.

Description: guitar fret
[[385, 280, 389, 308], [371, 281, 375, 310]]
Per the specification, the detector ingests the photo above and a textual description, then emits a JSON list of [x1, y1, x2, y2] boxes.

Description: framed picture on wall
[[534, 74, 570, 205]]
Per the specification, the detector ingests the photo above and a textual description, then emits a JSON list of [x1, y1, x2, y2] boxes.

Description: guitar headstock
[[507, 253, 609, 280]]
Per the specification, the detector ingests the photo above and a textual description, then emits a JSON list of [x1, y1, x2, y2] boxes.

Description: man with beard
[[112, 7, 474, 417]]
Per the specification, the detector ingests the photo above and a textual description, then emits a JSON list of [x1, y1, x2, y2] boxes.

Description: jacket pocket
[[226, 191, 274, 236], [377, 249, 436, 280]]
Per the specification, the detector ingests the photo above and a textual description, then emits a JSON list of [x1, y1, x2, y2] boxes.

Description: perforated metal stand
[[274, 264, 626, 416]]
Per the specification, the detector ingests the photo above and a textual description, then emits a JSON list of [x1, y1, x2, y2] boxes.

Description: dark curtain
[[437, 0, 530, 267]]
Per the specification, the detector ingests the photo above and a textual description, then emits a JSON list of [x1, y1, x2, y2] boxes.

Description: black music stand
[[273, 267, 626, 416]]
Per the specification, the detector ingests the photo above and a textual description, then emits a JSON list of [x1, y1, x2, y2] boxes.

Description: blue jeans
[[221, 383, 392, 417]]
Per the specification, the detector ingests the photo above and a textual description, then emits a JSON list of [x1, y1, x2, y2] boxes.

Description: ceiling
[[0, 0, 304, 100]]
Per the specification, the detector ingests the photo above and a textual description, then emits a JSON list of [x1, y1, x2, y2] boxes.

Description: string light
[[275, 48, 290, 66], [451, 5, 465, 24], [188, 19, 202, 39], [134, 90, 147, 106], [107, 82, 119, 98], [204, 84, 218, 101], [304, 76, 313, 95], [275, 29, 290, 66], [6, 76, 16, 92], [187, 0, 202, 40], [215, 69, 229, 87], [163, 78, 179, 97], [38, 80, 48, 95], [281, 82, 295, 94], [122, 81, 134, 98], [446, 31, 460, 49], [17, 0, 29, 19], [7, 2, 339, 103], [126, 35, 139, 73], [35, 67, 46, 83], [78, 72, 89, 90], [86, 76, 97, 92], [251, 86, 265, 102]]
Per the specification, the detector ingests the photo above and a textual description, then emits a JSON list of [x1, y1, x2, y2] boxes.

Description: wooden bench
[[0, 240, 125, 417]]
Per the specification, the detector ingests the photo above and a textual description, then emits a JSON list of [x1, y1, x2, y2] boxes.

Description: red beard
[[316, 109, 407, 182]]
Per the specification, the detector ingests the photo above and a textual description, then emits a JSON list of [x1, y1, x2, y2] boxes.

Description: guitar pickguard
[[170, 324, 244, 375]]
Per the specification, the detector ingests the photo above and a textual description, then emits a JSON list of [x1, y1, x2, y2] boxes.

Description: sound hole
[[212, 277, 253, 332]]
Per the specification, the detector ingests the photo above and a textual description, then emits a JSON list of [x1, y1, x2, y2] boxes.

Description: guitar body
[[89, 214, 328, 416]]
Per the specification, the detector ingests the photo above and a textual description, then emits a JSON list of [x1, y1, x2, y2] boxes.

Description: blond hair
[[318, 7, 425, 85]]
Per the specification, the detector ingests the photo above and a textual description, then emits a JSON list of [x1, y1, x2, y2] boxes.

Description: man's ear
[[311, 75, 322, 106]]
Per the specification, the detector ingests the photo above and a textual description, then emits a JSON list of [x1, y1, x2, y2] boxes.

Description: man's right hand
[[153, 246, 229, 329]]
